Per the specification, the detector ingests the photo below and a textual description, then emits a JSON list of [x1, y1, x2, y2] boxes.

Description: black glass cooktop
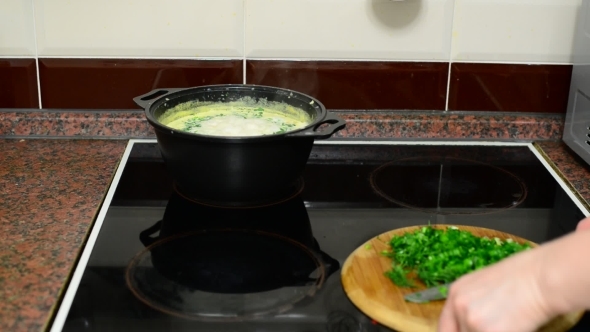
[[52, 141, 590, 332]]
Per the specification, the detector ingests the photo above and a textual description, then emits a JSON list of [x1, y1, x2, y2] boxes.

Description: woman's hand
[[437, 216, 590, 332], [437, 245, 552, 332], [576, 216, 590, 231]]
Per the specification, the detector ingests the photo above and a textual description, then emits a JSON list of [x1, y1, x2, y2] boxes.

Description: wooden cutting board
[[341, 224, 584, 332]]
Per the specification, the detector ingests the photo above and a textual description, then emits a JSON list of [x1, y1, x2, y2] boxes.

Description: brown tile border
[[0, 59, 575, 114], [246, 60, 448, 110], [38, 59, 243, 109], [448, 63, 572, 114], [0, 109, 564, 141], [0, 59, 39, 109]]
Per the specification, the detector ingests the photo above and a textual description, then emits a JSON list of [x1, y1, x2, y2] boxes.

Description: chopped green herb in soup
[[157, 98, 312, 137]]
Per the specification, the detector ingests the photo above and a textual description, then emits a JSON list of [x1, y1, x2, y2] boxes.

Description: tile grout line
[[245, 57, 451, 63], [444, 62, 452, 111], [0, 55, 37, 59], [29, 55, 243, 60], [2, 53, 573, 66], [243, 0, 247, 84], [31, 0, 42, 109], [444, 0, 458, 111]]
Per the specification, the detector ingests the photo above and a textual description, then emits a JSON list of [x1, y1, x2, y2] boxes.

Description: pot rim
[[136, 84, 336, 143]]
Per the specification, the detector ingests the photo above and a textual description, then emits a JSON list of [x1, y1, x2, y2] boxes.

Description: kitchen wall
[[0, 0, 581, 113]]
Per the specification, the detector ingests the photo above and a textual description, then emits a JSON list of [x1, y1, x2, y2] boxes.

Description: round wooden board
[[341, 224, 584, 332]]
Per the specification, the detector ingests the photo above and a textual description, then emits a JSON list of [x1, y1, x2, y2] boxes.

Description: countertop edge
[[40, 153, 126, 332], [0, 139, 128, 332]]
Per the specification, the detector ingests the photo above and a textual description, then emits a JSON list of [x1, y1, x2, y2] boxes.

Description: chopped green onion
[[384, 225, 532, 288]]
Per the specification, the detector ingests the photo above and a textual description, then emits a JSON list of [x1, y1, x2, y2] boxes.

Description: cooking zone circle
[[125, 229, 326, 322], [370, 156, 528, 215], [172, 177, 305, 209]]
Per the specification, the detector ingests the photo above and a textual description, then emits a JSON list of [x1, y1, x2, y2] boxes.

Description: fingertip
[[438, 301, 459, 332], [576, 216, 590, 232]]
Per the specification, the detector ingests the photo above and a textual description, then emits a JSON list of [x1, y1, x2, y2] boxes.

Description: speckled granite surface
[[0, 111, 154, 138], [0, 110, 564, 141], [536, 141, 590, 209], [333, 111, 564, 140], [0, 139, 127, 332]]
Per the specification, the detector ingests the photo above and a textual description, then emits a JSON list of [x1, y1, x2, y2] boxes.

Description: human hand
[[576, 216, 590, 232], [437, 217, 590, 332], [437, 245, 554, 332]]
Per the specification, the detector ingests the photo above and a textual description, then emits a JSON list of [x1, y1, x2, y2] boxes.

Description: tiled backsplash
[[246, 61, 449, 109], [0, 0, 582, 112]]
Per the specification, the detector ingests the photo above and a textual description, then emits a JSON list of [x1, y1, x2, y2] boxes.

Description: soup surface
[[158, 98, 312, 137]]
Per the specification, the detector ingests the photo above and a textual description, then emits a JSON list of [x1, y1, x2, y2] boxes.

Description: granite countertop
[[1, 110, 590, 332], [0, 139, 127, 332]]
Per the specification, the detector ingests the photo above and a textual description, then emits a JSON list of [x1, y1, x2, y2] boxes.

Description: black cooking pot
[[133, 84, 346, 206]]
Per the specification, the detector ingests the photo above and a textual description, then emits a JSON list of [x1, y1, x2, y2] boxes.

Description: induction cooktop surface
[[49, 140, 590, 332]]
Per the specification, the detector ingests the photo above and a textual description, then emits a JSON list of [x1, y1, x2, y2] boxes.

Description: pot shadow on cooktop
[[125, 191, 340, 322]]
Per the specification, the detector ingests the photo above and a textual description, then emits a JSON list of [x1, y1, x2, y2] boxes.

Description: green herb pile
[[382, 225, 533, 288]]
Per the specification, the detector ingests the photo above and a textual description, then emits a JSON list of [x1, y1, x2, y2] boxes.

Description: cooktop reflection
[[51, 140, 590, 332]]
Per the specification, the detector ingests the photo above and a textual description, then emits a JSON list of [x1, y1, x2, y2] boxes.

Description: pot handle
[[291, 249, 340, 286], [133, 88, 187, 109], [286, 113, 346, 140], [139, 220, 162, 247]]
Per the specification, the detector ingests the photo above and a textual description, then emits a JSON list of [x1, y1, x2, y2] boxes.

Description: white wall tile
[[246, 0, 454, 61], [34, 0, 244, 58], [0, 0, 36, 56], [451, 0, 581, 63]]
